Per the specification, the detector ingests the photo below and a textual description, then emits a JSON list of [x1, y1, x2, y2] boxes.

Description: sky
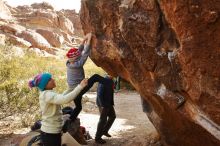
[[4, 0, 81, 12]]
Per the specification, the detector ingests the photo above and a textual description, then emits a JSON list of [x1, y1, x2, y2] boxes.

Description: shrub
[[0, 44, 106, 126], [0, 45, 67, 122]]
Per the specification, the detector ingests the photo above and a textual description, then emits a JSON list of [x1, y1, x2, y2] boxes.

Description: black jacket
[[96, 77, 114, 107]]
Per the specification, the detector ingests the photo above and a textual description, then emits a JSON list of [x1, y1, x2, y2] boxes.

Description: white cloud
[[4, 0, 81, 12]]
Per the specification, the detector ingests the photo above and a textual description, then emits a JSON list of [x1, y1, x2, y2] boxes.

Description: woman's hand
[[80, 78, 88, 88]]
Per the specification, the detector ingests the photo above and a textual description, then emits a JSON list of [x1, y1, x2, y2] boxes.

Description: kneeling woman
[[28, 73, 88, 146]]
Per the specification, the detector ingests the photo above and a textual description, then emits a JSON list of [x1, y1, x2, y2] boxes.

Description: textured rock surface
[[31, 2, 54, 10], [17, 30, 51, 50], [36, 29, 64, 47], [0, 23, 26, 34], [7, 35, 32, 48], [80, 0, 220, 146], [62, 9, 84, 36], [0, 0, 12, 20], [0, 1, 82, 52]]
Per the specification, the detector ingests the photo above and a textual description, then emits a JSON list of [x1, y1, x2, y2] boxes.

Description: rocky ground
[[0, 90, 160, 146]]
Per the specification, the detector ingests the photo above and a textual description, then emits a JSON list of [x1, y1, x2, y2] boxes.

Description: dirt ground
[[81, 91, 160, 146], [0, 91, 160, 146]]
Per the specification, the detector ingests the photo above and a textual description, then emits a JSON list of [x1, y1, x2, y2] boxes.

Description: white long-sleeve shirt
[[39, 84, 83, 134]]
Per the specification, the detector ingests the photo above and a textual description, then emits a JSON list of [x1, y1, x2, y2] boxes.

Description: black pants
[[95, 106, 116, 139], [70, 74, 110, 120], [41, 131, 61, 146]]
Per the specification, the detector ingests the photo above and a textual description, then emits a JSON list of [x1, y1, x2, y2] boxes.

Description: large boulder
[[62, 10, 84, 36], [7, 34, 32, 48], [80, 0, 220, 146], [17, 10, 59, 28], [57, 12, 74, 35], [16, 30, 51, 51], [36, 29, 64, 47], [0, 23, 26, 34]]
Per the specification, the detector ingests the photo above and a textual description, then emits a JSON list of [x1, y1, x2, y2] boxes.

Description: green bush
[[0, 45, 67, 123], [0, 44, 106, 126]]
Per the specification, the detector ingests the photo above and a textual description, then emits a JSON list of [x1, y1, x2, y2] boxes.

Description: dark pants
[[95, 106, 116, 139], [41, 131, 61, 146], [70, 74, 110, 120]]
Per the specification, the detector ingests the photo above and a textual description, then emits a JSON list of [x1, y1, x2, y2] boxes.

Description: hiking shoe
[[95, 138, 106, 144], [103, 133, 112, 137]]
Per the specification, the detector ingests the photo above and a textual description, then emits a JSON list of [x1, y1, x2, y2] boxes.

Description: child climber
[[66, 32, 92, 90], [65, 32, 111, 121], [28, 73, 88, 146]]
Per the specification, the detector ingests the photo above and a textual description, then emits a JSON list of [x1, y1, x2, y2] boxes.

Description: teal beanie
[[29, 73, 52, 91]]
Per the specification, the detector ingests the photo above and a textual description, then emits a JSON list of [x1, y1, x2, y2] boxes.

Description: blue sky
[[5, 0, 81, 12]]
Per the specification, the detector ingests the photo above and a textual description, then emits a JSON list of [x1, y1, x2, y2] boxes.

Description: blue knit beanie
[[28, 73, 52, 91]]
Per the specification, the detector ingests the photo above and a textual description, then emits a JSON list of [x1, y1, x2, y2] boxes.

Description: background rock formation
[[0, 0, 82, 55], [80, 0, 220, 146], [0, 0, 12, 20]]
